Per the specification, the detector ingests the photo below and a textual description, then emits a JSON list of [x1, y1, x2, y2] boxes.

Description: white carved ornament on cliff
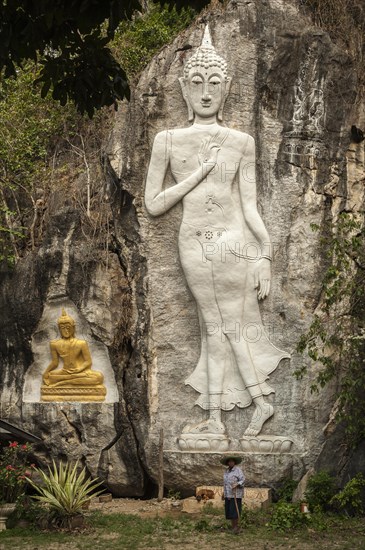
[[144, 26, 290, 453]]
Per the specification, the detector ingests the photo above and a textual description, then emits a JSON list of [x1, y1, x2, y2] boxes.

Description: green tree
[[0, 3, 196, 265], [113, 2, 195, 77], [0, 0, 213, 117], [0, 64, 74, 264]]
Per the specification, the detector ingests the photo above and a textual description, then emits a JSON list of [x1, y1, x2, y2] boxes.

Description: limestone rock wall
[[0, 0, 364, 495], [0, 207, 147, 496], [109, 0, 364, 490]]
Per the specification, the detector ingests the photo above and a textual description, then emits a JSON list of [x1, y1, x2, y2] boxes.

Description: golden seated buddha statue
[[41, 309, 106, 402]]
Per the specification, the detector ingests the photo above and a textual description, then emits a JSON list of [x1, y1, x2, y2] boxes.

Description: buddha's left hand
[[254, 258, 271, 300]]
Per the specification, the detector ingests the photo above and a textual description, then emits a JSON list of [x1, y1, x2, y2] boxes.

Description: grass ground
[[0, 509, 364, 550]]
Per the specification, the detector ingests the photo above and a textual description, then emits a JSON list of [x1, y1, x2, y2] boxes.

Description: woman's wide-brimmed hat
[[220, 456, 242, 466]]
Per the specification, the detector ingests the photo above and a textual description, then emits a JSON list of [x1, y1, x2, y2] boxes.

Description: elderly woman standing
[[221, 456, 245, 534]]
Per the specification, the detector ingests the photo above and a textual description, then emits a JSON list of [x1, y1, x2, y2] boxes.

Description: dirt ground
[[89, 496, 184, 517]]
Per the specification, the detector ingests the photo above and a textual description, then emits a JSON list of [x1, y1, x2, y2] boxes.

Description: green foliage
[[304, 471, 337, 512], [269, 502, 308, 532], [0, 3, 196, 267], [0, 441, 34, 504], [0, 63, 76, 265], [202, 501, 222, 515], [0, 1, 210, 116], [0, 65, 73, 182], [194, 517, 212, 531], [238, 502, 251, 527], [276, 478, 299, 503], [27, 460, 104, 527], [307, 507, 330, 531], [2, 508, 365, 547], [244, 506, 271, 528], [14, 494, 47, 526], [167, 488, 181, 500], [296, 213, 365, 447], [112, 2, 195, 77], [330, 473, 365, 516], [0, 0, 139, 116]]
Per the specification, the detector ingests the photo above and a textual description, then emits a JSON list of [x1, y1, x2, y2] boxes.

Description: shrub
[[0, 441, 34, 504], [269, 502, 308, 532], [14, 494, 47, 527], [112, 2, 195, 77], [276, 478, 299, 502], [27, 460, 104, 528], [304, 471, 337, 512], [330, 473, 365, 516]]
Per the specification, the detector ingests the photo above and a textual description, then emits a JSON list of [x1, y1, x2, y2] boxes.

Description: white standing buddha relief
[[144, 26, 290, 452]]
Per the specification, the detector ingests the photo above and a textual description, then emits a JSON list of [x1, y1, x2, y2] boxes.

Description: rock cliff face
[[0, 0, 364, 495]]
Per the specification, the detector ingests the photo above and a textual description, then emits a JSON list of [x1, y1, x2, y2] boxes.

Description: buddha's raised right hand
[[198, 139, 221, 168]]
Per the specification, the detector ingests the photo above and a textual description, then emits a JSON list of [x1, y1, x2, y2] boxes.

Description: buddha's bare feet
[[244, 403, 274, 436], [182, 419, 226, 434]]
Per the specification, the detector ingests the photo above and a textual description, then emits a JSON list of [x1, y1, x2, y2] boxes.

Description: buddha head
[[180, 26, 231, 122], [57, 309, 75, 338]]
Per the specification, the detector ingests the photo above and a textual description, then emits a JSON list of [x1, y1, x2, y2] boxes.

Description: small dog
[[196, 488, 215, 502]]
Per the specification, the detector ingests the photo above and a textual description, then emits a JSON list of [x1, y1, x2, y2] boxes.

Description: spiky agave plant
[[26, 460, 104, 527]]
